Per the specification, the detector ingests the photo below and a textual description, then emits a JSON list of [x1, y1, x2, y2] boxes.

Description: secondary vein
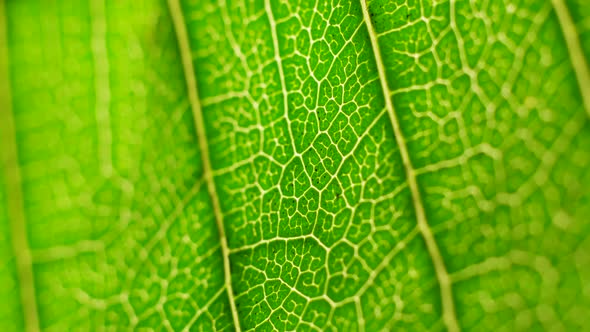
[[0, 2, 41, 331], [166, 1, 241, 330], [359, 1, 460, 331], [551, 0, 590, 118], [264, 0, 299, 156]]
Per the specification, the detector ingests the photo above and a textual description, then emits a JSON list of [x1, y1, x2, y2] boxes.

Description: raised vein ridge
[[0, 2, 40, 331], [551, 0, 590, 118], [359, 1, 460, 331], [166, 1, 241, 330], [264, 0, 298, 155]]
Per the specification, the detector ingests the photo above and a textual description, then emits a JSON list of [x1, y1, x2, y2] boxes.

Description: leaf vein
[[359, 1, 460, 331], [0, 2, 40, 331], [166, 1, 241, 330], [551, 0, 590, 118]]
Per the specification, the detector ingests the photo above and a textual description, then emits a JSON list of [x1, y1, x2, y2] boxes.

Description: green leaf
[[1, 0, 590, 331]]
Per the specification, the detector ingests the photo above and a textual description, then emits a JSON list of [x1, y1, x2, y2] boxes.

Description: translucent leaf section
[[2, 0, 232, 330], [1, 0, 590, 331], [368, 0, 590, 330], [185, 0, 454, 330], [182, 0, 590, 330]]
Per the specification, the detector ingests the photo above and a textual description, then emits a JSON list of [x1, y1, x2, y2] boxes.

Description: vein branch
[[551, 0, 590, 118], [264, 0, 298, 156], [166, 1, 241, 330], [359, 1, 460, 331], [0, 2, 40, 331]]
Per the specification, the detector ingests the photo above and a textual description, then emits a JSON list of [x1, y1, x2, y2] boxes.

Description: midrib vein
[[0, 2, 40, 331], [551, 0, 590, 118], [359, 1, 460, 331], [166, 1, 241, 331]]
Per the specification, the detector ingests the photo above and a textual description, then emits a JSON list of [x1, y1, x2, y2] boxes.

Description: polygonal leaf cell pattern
[[1, 0, 589, 331]]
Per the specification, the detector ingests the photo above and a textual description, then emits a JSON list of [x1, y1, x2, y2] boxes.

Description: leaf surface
[[1, 0, 590, 331]]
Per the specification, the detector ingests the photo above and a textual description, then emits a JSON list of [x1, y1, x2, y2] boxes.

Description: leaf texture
[[1, 0, 590, 331]]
